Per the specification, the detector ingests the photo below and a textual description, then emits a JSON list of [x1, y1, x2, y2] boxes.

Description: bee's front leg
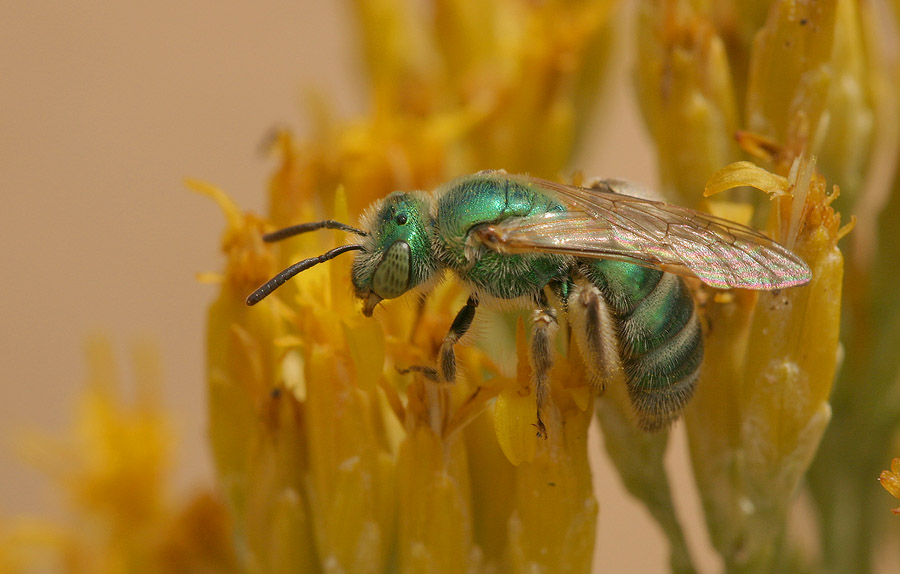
[[436, 296, 479, 383], [397, 296, 478, 382], [531, 293, 558, 439]]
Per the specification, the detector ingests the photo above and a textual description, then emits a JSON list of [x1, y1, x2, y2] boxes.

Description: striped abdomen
[[581, 260, 703, 431]]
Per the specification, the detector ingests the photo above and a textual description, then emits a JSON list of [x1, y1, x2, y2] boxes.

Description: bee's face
[[352, 191, 437, 316]]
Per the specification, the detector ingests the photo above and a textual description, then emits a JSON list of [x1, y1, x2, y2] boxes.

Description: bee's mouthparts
[[362, 292, 383, 317]]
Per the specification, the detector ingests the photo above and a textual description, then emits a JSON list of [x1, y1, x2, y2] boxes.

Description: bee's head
[[244, 191, 438, 314], [352, 191, 438, 316]]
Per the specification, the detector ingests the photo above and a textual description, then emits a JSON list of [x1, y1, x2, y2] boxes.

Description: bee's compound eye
[[372, 241, 411, 299], [396, 213, 408, 225]]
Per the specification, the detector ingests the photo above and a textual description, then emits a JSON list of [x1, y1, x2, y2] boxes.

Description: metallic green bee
[[247, 171, 811, 435]]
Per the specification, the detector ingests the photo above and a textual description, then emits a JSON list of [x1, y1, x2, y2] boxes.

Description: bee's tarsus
[[534, 419, 548, 439]]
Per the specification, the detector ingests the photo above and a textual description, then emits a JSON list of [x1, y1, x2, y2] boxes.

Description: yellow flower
[[635, 0, 740, 206], [694, 153, 848, 569], [0, 339, 238, 574], [629, 0, 891, 571]]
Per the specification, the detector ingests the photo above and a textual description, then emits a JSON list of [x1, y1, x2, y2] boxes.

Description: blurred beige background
[[0, 1, 727, 571]]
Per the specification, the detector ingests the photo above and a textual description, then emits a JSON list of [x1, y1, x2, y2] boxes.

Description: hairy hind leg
[[569, 282, 622, 392], [530, 293, 558, 438]]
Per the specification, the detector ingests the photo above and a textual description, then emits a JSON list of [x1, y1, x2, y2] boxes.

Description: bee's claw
[[534, 417, 548, 440]]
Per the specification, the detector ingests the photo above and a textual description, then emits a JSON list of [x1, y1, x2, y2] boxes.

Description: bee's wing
[[477, 177, 811, 290]]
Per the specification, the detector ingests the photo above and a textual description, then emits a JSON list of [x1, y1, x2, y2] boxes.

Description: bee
[[247, 171, 811, 435]]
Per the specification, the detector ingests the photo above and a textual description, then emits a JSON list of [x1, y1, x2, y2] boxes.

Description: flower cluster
[[630, 1, 897, 572], [200, 1, 619, 572]]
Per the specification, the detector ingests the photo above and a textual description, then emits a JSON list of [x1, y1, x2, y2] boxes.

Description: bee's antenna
[[246, 244, 364, 306], [263, 220, 367, 242]]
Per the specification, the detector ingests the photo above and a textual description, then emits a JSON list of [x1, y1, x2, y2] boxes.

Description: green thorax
[[432, 172, 570, 300], [433, 172, 565, 247]]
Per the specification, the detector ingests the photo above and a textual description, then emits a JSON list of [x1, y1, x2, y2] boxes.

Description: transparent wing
[[474, 177, 811, 290]]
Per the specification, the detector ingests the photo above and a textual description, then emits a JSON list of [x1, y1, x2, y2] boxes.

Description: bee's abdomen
[[582, 261, 703, 431]]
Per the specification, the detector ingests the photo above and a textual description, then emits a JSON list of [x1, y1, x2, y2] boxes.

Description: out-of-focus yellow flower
[[0, 339, 238, 574], [744, 0, 882, 208], [880, 458, 900, 515], [744, 1, 837, 159], [635, 0, 740, 206], [264, 0, 621, 226]]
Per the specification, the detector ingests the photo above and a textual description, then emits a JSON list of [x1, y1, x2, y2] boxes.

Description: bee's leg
[[436, 296, 479, 384], [396, 364, 439, 381], [531, 292, 558, 439], [569, 282, 621, 392]]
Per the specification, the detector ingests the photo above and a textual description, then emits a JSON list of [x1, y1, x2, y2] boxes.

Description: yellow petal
[[704, 160, 789, 197], [566, 385, 592, 412], [493, 318, 537, 466], [343, 317, 386, 393], [494, 388, 538, 466], [879, 459, 900, 499]]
